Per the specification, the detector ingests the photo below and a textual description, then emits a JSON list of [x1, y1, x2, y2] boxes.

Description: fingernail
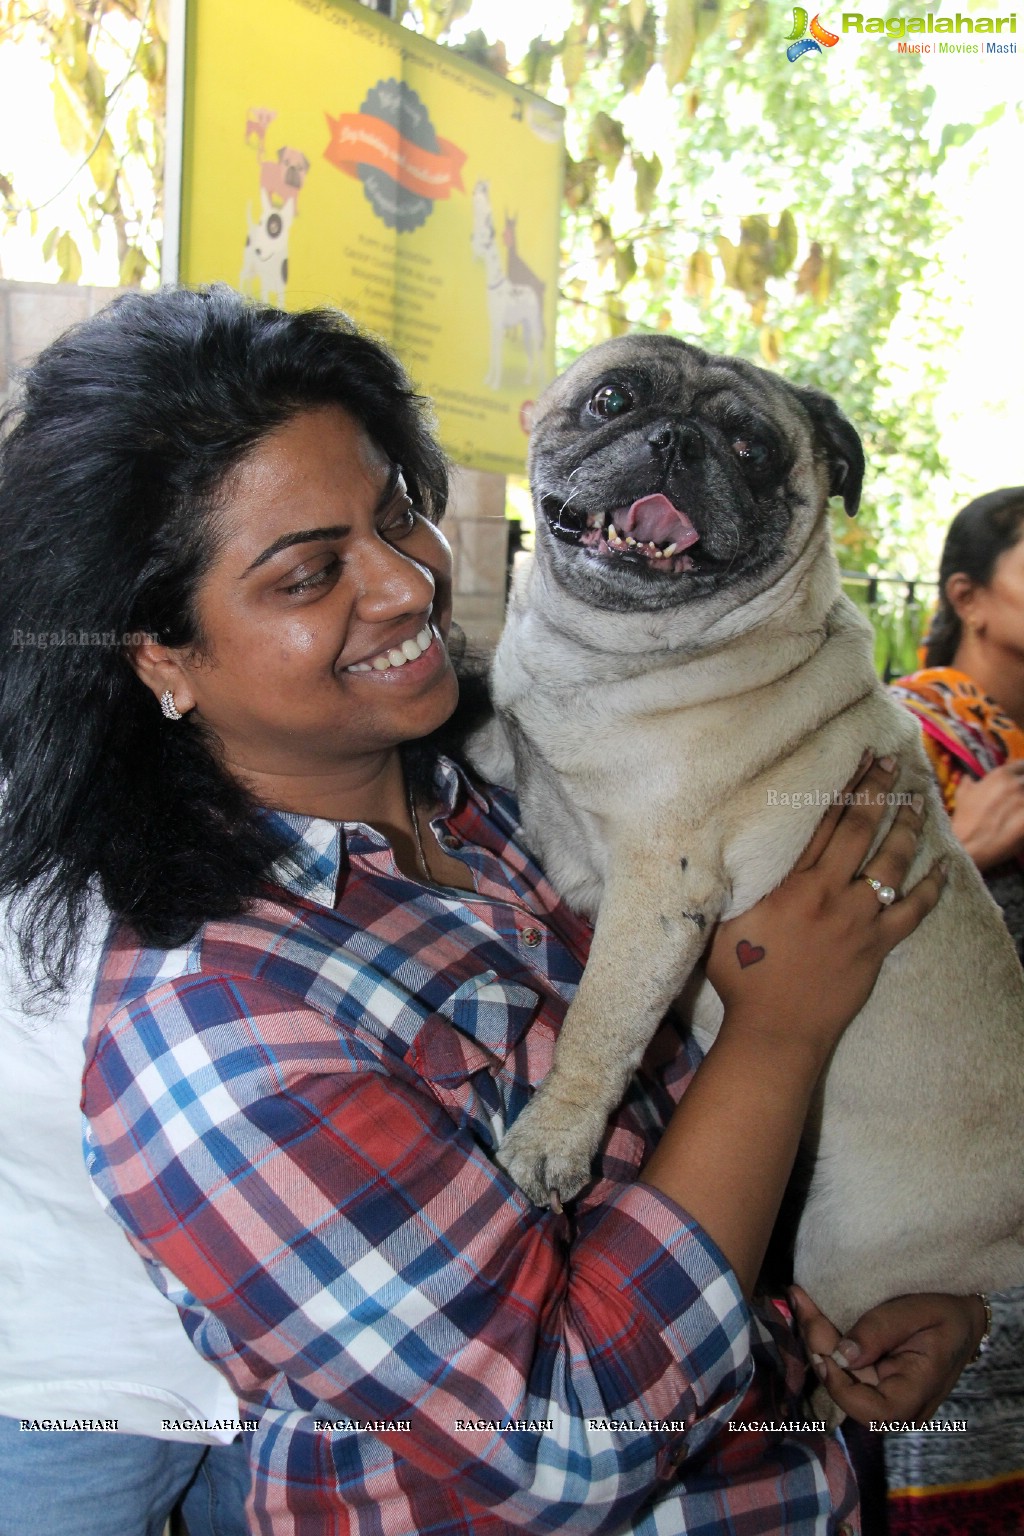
[[938, 859, 950, 881], [832, 1338, 861, 1367], [878, 755, 897, 773], [858, 749, 873, 770], [911, 792, 924, 816], [811, 1354, 827, 1381]]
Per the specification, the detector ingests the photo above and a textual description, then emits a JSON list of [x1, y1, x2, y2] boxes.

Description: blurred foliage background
[[1, 0, 164, 286], [1, 0, 1018, 676]]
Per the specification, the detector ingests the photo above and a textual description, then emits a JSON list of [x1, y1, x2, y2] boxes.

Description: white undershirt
[[0, 898, 242, 1443]]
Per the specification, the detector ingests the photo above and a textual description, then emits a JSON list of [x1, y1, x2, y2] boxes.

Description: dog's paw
[[497, 1088, 605, 1208]]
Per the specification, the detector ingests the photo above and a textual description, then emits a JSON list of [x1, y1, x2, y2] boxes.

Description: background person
[[0, 287, 985, 1536], [887, 489, 1024, 1535], [891, 487, 1024, 959]]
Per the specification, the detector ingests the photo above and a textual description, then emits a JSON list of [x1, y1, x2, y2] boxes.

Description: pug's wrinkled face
[[528, 335, 863, 614]]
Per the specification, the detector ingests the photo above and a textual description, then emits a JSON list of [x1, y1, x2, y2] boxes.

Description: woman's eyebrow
[[242, 523, 351, 576], [242, 464, 402, 577]]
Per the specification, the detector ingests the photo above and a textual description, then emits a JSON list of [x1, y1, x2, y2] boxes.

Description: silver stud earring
[[160, 690, 183, 721]]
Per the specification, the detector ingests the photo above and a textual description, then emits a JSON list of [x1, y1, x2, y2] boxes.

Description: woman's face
[[962, 531, 1024, 661], [172, 405, 459, 784]]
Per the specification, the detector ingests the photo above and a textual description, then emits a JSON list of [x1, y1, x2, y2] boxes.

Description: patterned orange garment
[[890, 665, 1024, 823]]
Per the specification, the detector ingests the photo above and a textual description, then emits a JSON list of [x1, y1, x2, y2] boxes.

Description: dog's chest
[[503, 718, 612, 919]]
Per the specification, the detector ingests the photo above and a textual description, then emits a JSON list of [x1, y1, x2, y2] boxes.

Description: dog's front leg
[[498, 849, 723, 1205]]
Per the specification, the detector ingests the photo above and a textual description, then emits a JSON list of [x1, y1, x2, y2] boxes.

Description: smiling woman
[[0, 287, 985, 1536], [0, 287, 452, 980]]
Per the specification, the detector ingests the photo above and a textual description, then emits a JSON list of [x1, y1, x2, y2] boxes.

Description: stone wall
[[0, 279, 510, 647]]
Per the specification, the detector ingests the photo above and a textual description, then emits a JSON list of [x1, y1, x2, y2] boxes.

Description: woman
[[891, 488, 1024, 962], [887, 490, 1024, 1535], [0, 287, 985, 1536]]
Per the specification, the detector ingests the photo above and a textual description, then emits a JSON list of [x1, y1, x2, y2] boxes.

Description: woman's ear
[[130, 637, 197, 718], [944, 572, 983, 634]]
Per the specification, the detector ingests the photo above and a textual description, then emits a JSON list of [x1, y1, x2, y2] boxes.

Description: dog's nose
[[647, 420, 704, 464]]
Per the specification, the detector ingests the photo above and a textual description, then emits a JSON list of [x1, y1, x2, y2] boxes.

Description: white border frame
[[160, 0, 188, 284]]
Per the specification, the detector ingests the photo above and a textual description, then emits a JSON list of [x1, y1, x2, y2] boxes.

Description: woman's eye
[[381, 500, 418, 538], [589, 383, 635, 420], [283, 557, 339, 595]]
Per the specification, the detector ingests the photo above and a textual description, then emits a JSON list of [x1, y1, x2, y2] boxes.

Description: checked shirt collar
[[264, 755, 485, 911]]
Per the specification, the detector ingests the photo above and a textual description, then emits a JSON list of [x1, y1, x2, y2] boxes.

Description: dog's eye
[[588, 384, 635, 420], [731, 437, 775, 476]]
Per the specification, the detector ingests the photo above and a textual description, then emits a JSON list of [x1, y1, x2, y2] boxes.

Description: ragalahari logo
[[786, 8, 840, 59]]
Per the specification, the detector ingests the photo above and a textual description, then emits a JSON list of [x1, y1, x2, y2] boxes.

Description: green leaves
[[587, 111, 627, 173], [562, 20, 589, 88], [932, 104, 1004, 171], [5, 0, 164, 287], [663, 0, 697, 87], [43, 226, 83, 283], [633, 151, 662, 216], [118, 245, 149, 287]]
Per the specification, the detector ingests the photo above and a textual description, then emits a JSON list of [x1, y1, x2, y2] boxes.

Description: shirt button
[[656, 1442, 686, 1479], [520, 927, 543, 947], [441, 835, 460, 851]]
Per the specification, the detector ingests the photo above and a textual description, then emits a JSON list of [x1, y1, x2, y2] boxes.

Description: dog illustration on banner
[[239, 109, 311, 305], [471, 180, 544, 392], [240, 191, 296, 306], [504, 213, 547, 324]]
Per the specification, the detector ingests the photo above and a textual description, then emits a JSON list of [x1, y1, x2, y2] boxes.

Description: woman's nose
[[351, 534, 436, 620]]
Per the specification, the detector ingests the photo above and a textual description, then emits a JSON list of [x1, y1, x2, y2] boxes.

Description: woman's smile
[[342, 621, 441, 676]]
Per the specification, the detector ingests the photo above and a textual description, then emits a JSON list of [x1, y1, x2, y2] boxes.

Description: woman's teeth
[[346, 625, 434, 673]]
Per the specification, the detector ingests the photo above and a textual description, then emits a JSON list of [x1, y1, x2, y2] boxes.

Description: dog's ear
[[792, 385, 864, 517]]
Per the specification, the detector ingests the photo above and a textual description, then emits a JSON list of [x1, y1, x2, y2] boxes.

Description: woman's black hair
[[0, 285, 450, 989], [924, 487, 1024, 667]]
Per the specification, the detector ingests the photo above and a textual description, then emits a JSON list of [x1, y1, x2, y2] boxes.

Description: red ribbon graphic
[[324, 113, 466, 200]]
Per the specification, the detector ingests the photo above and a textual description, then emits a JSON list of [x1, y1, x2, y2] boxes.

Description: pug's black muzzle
[[533, 410, 795, 610]]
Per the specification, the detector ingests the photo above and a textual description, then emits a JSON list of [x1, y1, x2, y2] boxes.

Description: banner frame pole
[[160, 0, 188, 285]]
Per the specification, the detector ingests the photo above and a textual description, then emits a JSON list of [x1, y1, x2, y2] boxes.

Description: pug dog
[[470, 334, 1024, 1335]]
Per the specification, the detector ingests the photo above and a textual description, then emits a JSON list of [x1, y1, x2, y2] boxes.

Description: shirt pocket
[[407, 972, 541, 1147]]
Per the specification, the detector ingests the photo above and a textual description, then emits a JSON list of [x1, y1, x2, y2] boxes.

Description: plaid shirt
[[83, 759, 858, 1535]]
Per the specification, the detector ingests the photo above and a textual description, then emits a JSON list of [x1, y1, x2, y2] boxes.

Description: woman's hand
[[706, 755, 946, 1068], [789, 1284, 987, 1426], [951, 761, 1024, 870]]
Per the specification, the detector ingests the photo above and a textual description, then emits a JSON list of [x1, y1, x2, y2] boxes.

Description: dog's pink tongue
[[616, 494, 699, 549]]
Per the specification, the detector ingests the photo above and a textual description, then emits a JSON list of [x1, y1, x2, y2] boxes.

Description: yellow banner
[[180, 0, 564, 474]]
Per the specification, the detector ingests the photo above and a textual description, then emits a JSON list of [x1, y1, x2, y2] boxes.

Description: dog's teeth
[[625, 535, 636, 546], [663, 543, 677, 557], [606, 524, 615, 542]]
